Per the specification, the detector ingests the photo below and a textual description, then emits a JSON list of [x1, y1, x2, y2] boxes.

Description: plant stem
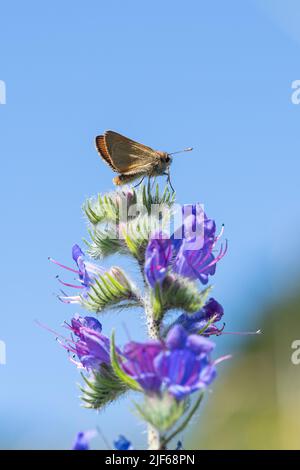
[[145, 298, 162, 450], [138, 256, 163, 450]]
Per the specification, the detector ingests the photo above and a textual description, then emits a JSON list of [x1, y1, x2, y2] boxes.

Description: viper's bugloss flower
[[175, 298, 225, 336], [49, 244, 105, 304], [173, 220, 226, 285], [144, 207, 227, 287], [122, 340, 164, 391], [72, 430, 97, 450], [62, 315, 112, 370], [144, 235, 172, 287], [114, 435, 133, 450], [121, 325, 216, 399], [50, 245, 132, 306]]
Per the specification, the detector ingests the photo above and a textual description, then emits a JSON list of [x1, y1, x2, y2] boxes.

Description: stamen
[[214, 354, 232, 365], [222, 329, 262, 336], [48, 257, 79, 274], [58, 295, 81, 304], [214, 224, 225, 243], [198, 239, 228, 273], [192, 240, 214, 270], [69, 356, 84, 368], [56, 277, 84, 289], [57, 338, 77, 355], [35, 319, 77, 345]]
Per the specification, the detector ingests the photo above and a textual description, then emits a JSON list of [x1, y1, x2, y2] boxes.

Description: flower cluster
[[121, 324, 217, 399], [61, 315, 111, 370], [145, 205, 227, 287], [59, 314, 217, 401], [47, 185, 235, 450]]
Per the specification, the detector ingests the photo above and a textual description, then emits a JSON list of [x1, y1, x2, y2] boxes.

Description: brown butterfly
[[95, 130, 193, 190]]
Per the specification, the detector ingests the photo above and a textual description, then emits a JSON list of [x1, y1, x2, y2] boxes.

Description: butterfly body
[[95, 130, 172, 186]]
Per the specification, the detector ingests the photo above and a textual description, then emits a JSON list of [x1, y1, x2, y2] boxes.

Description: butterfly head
[[156, 151, 172, 173]]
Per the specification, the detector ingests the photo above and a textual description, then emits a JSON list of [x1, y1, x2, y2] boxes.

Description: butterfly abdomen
[[113, 174, 142, 185]]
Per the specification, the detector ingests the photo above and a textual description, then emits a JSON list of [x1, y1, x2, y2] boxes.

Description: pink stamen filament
[[57, 277, 84, 289], [69, 356, 84, 368], [189, 239, 214, 269], [214, 354, 232, 365], [48, 257, 79, 274], [57, 338, 77, 355], [36, 319, 80, 344], [58, 295, 81, 304], [214, 224, 225, 243], [197, 239, 228, 274], [191, 225, 225, 267]]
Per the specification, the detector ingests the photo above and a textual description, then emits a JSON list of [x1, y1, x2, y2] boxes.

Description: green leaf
[[122, 210, 171, 261], [80, 364, 128, 410], [134, 393, 188, 433], [110, 330, 142, 392], [81, 268, 137, 313], [151, 284, 164, 320], [140, 183, 175, 214], [86, 226, 126, 260], [162, 392, 204, 447], [83, 193, 118, 225], [155, 275, 213, 317]]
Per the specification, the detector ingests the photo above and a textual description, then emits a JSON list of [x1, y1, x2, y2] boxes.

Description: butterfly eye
[[165, 156, 170, 163]]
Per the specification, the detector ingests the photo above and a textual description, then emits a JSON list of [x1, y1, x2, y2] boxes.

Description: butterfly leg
[[147, 176, 151, 195], [133, 175, 145, 188], [166, 169, 175, 193], [151, 177, 157, 190]]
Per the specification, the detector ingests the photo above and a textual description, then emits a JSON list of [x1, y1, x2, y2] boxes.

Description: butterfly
[[95, 130, 193, 190]]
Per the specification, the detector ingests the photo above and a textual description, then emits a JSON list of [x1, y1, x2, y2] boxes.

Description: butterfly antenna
[[169, 147, 193, 156]]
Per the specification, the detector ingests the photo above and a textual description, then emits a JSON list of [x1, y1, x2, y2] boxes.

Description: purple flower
[[144, 207, 227, 287], [144, 235, 172, 288], [72, 430, 97, 450], [114, 435, 133, 450], [122, 340, 164, 392], [173, 210, 227, 284], [156, 329, 216, 400], [61, 315, 111, 370], [49, 244, 105, 304], [121, 325, 216, 399], [175, 298, 225, 336]]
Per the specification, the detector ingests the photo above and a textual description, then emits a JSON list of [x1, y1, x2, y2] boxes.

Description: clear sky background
[[1, 0, 300, 449]]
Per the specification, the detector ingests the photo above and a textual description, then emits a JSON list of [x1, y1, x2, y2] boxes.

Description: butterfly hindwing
[[95, 135, 117, 171]]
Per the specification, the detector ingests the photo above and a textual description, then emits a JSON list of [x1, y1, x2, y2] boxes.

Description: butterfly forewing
[[96, 131, 159, 175]]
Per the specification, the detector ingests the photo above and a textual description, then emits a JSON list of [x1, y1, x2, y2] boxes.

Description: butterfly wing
[[95, 130, 159, 175]]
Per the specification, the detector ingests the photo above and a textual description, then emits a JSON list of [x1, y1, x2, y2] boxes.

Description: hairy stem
[[138, 257, 164, 450], [145, 298, 163, 450]]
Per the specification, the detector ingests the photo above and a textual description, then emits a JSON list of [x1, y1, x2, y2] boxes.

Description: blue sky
[[1, 0, 300, 449]]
